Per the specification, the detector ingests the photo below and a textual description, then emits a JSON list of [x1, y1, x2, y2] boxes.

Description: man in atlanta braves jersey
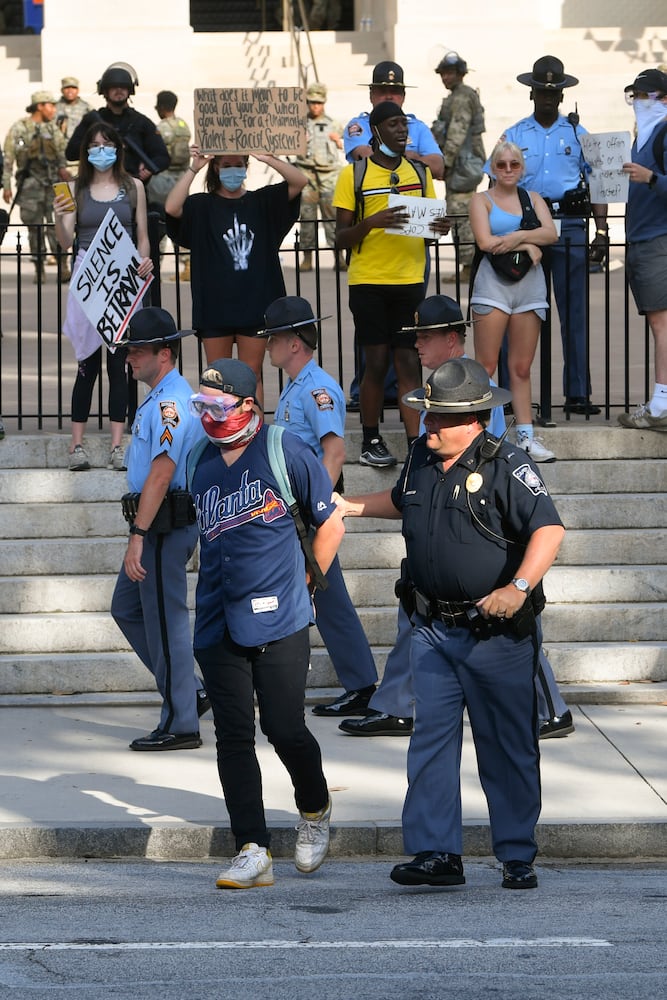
[[189, 358, 344, 889], [257, 295, 379, 717]]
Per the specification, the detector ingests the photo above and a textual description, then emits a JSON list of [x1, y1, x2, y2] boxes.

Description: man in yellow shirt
[[333, 102, 449, 466]]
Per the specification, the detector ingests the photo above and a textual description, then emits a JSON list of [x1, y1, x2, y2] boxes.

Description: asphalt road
[[0, 859, 665, 999]]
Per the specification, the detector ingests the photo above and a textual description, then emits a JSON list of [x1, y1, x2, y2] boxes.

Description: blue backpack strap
[[186, 436, 209, 493], [267, 424, 328, 592]]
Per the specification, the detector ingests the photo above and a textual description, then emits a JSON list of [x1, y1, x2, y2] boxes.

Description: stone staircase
[[0, 426, 665, 700]]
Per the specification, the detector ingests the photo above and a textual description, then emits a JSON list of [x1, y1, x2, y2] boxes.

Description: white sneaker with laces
[[515, 432, 556, 463], [215, 843, 274, 889], [295, 797, 332, 873], [108, 445, 127, 471], [618, 402, 667, 432], [69, 444, 90, 471]]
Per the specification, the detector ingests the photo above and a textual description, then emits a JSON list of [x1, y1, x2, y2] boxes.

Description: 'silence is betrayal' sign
[[194, 88, 307, 156]]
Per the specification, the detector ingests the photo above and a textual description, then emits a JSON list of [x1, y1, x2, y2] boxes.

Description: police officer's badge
[[312, 388, 334, 411], [513, 463, 547, 496]]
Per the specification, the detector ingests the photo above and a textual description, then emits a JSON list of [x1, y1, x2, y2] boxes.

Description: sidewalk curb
[[0, 820, 664, 861]]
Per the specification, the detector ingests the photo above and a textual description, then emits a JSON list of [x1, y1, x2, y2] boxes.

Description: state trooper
[[431, 51, 486, 282], [111, 307, 208, 751], [2, 90, 70, 282], [292, 82, 345, 272], [335, 357, 565, 890], [256, 296, 378, 717]]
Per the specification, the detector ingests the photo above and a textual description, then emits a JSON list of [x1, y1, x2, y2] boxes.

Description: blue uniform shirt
[[344, 111, 441, 163], [191, 424, 337, 649], [494, 113, 588, 202], [274, 359, 345, 460], [392, 432, 562, 601], [126, 367, 204, 493]]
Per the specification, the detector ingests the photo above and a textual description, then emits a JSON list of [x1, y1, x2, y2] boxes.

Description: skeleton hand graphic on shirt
[[223, 214, 255, 270]]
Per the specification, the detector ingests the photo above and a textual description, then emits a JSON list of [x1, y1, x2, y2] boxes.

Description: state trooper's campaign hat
[[403, 357, 512, 413], [361, 61, 414, 88], [200, 358, 258, 401], [401, 295, 471, 334], [256, 296, 330, 350], [517, 55, 578, 90], [118, 307, 193, 345]]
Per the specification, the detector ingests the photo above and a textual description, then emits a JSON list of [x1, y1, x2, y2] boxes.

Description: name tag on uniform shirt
[[251, 596, 279, 614]]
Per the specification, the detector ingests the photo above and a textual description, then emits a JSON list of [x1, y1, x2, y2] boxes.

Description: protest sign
[[68, 208, 153, 348], [194, 87, 307, 156], [384, 194, 447, 237], [581, 131, 632, 203]]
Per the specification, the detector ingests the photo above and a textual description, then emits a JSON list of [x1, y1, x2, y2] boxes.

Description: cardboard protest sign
[[581, 131, 632, 203], [384, 194, 447, 237], [194, 87, 307, 156], [69, 208, 153, 349]]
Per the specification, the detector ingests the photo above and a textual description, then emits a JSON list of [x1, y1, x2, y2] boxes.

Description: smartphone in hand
[[53, 182, 75, 212]]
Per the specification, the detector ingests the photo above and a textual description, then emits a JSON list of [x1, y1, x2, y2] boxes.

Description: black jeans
[[195, 627, 328, 851]]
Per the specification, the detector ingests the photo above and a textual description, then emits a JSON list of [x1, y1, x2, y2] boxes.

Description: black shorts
[[348, 283, 423, 348], [197, 327, 259, 340]]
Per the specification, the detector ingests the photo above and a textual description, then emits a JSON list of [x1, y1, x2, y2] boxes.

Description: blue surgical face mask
[[87, 146, 117, 171], [378, 141, 399, 157], [219, 166, 247, 192]]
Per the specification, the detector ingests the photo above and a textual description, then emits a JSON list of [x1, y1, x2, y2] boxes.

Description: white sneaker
[[516, 432, 556, 463], [618, 402, 667, 432], [215, 843, 274, 889], [68, 444, 90, 471], [294, 797, 332, 873], [107, 445, 127, 471]]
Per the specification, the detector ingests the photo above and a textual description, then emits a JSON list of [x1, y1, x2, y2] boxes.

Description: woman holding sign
[[165, 146, 307, 404], [54, 122, 153, 472]]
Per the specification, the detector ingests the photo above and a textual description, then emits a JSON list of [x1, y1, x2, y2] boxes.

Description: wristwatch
[[129, 524, 148, 537], [512, 577, 531, 596], [648, 172, 658, 189]]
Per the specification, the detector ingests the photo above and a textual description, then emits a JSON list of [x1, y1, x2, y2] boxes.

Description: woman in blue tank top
[[470, 141, 558, 462]]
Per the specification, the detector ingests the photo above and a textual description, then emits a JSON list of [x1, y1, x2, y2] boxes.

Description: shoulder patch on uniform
[[311, 388, 334, 411], [347, 123, 363, 137], [160, 401, 180, 427], [512, 463, 547, 496]]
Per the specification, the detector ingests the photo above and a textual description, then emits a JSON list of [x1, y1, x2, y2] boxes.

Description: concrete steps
[[0, 428, 665, 695]]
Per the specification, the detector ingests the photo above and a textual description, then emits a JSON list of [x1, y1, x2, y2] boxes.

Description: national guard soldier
[[2, 90, 70, 282], [431, 51, 486, 282], [56, 77, 92, 144], [147, 90, 192, 280], [292, 82, 345, 272]]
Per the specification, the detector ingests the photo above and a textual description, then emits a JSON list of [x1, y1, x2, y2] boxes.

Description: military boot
[[300, 251, 313, 272]]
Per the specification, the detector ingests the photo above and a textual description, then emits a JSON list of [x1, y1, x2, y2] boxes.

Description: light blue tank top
[[486, 192, 522, 237]]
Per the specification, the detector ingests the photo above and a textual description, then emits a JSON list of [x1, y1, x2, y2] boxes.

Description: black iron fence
[[0, 214, 654, 432]]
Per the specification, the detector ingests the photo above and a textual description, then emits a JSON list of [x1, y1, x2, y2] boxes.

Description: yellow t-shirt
[[332, 157, 436, 285]]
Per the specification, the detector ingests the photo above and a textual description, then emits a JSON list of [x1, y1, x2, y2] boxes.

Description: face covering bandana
[[201, 408, 262, 449], [219, 166, 247, 192], [87, 147, 117, 171], [634, 98, 667, 150]]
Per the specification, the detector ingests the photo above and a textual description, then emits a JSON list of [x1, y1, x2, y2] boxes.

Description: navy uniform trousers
[[111, 522, 200, 734], [402, 616, 541, 862], [313, 554, 378, 691]]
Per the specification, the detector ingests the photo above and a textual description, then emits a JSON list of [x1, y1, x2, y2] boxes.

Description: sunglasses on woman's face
[[494, 160, 521, 171]]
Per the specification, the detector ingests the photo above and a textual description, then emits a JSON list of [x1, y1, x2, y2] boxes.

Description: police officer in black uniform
[[66, 63, 169, 183], [335, 358, 565, 890]]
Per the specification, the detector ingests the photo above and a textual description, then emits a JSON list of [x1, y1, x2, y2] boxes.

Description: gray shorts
[[626, 234, 667, 315], [471, 255, 548, 322]]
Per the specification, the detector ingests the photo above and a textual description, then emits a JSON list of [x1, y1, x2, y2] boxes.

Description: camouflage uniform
[[432, 82, 486, 267], [294, 110, 343, 251], [56, 96, 92, 142], [147, 114, 192, 264], [2, 116, 67, 262]]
